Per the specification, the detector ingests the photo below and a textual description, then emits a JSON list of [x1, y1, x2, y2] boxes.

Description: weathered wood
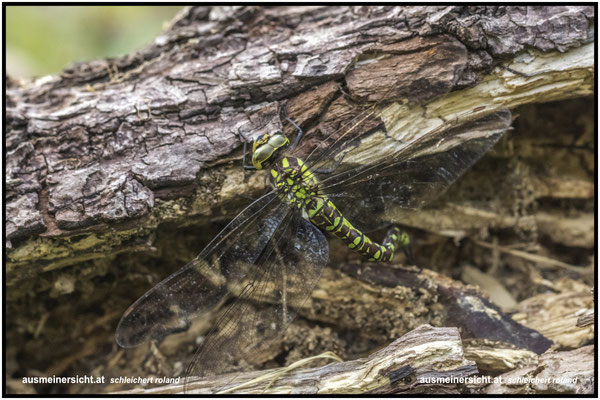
[[329, 263, 552, 354], [117, 325, 477, 394], [509, 278, 594, 350], [461, 265, 517, 309], [483, 345, 595, 394], [97, 262, 552, 392], [463, 340, 539, 374]]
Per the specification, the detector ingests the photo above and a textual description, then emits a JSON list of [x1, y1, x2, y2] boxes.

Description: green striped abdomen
[[306, 196, 404, 262], [271, 156, 408, 262]]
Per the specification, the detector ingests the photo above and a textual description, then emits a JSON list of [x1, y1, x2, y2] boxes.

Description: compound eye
[[252, 145, 273, 170], [268, 133, 288, 149]]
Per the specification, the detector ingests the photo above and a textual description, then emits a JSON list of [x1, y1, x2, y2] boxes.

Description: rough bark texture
[[5, 6, 595, 395], [483, 345, 595, 394], [119, 325, 478, 395]]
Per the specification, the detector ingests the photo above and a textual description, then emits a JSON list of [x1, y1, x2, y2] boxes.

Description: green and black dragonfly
[[115, 89, 512, 391]]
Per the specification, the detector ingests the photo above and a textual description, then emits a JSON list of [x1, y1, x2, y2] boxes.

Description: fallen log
[[5, 6, 594, 395], [117, 324, 478, 394]]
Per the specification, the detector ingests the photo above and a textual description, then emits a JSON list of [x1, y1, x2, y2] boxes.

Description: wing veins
[[184, 206, 300, 391]]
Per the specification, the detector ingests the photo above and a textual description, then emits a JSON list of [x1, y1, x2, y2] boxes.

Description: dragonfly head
[[251, 132, 290, 170]]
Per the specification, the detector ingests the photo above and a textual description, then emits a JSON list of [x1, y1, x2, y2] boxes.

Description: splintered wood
[[119, 325, 477, 394]]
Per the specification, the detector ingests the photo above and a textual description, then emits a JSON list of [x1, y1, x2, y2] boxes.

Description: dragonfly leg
[[243, 141, 257, 170], [285, 117, 303, 150], [237, 126, 257, 170]]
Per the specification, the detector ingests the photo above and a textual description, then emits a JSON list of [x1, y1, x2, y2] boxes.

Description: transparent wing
[[316, 110, 512, 231], [183, 210, 328, 392], [115, 190, 329, 392], [291, 93, 385, 173], [116, 191, 284, 347]]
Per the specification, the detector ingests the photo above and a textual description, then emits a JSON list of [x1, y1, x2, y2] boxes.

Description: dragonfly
[[115, 86, 512, 392]]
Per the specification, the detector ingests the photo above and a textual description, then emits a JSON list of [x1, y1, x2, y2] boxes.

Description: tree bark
[[6, 5, 594, 268], [5, 6, 594, 395]]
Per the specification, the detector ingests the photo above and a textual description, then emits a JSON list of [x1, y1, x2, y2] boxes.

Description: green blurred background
[[6, 6, 183, 79]]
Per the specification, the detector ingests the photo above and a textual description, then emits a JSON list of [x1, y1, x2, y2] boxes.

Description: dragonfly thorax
[[270, 156, 319, 209]]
